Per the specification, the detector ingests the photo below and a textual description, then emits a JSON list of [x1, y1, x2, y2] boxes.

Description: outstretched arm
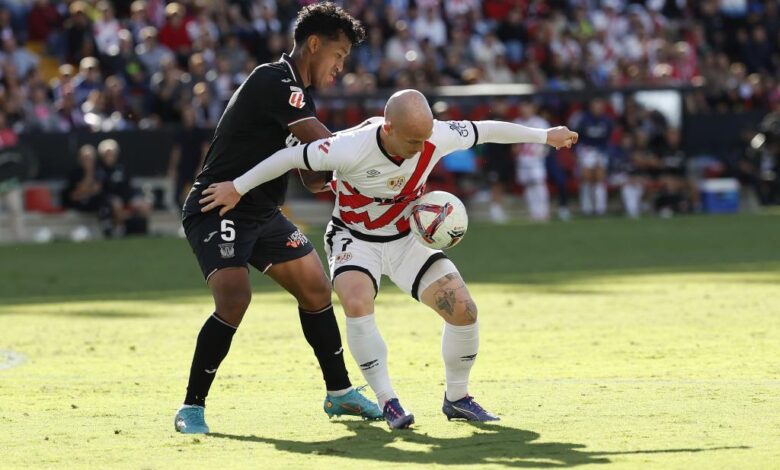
[[474, 120, 578, 150]]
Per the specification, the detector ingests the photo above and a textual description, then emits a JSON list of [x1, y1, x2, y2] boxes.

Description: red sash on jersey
[[339, 141, 436, 232]]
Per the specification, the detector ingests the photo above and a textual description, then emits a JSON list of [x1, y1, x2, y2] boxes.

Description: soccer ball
[[410, 191, 468, 250]]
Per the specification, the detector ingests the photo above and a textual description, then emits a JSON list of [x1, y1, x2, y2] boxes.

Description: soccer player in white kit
[[200, 90, 578, 429], [515, 101, 551, 221]]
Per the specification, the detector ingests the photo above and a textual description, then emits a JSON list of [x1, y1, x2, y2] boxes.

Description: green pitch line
[[0, 214, 778, 469]]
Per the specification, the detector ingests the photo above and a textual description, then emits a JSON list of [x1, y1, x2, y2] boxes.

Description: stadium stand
[[0, 0, 778, 240]]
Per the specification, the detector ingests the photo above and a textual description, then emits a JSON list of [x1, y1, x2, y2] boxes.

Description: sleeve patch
[[288, 86, 306, 109], [448, 121, 470, 138]]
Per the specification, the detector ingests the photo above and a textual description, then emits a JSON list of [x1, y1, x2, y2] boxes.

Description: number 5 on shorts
[[221, 219, 235, 241]]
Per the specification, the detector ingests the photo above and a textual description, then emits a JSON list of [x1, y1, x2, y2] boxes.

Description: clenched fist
[[546, 126, 579, 150]]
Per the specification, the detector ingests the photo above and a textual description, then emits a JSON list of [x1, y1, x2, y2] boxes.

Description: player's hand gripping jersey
[[233, 118, 549, 238]]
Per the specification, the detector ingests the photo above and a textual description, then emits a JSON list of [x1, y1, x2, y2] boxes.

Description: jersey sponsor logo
[[366, 169, 381, 178], [318, 140, 331, 154], [219, 242, 235, 258], [286, 230, 309, 248], [202, 230, 218, 243], [387, 176, 406, 191], [448, 121, 470, 137], [334, 251, 352, 264], [288, 86, 306, 109]]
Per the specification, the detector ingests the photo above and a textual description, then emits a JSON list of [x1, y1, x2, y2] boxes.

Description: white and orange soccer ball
[[410, 191, 468, 250]]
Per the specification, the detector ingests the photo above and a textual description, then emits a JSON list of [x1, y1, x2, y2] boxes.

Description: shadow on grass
[[209, 422, 749, 467]]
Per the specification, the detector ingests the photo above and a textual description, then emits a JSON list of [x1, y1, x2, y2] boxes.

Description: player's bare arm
[[289, 118, 334, 192]]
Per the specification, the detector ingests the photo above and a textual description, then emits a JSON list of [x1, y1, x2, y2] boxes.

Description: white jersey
[[514, 116, 550, 184], [305, 118, 479, 238]]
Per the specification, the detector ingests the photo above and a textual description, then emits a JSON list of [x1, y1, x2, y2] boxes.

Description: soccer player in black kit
[[174, 3, 381, 434]]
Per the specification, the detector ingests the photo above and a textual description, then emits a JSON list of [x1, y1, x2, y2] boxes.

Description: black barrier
[[18, 128, 181, 179]]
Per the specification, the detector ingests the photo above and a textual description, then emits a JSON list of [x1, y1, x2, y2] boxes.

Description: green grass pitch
[[1, 214, 779, 469]]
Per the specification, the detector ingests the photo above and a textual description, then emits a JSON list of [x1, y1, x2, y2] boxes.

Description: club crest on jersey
[[219, 243, 235, 259], [335, 252, 352, 264], [387, 176, 406, 191], [288, 86, 306, 109]]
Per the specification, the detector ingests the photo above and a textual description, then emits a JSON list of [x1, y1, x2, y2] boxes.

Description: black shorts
[[483, 150, 515, 185], [183, 208, 314, 280]]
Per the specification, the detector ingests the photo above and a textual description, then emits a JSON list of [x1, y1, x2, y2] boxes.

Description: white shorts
[[517, 159, 547, 185], [324, 220, 459, 301], [576, 146, 608, 170]]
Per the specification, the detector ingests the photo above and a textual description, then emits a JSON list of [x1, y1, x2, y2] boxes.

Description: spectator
[[73, 56, 103, 105], [92, 1, 121, 55], [413, 7, 446, 48], [62, 144, 103, 213], [0, 110, 24, 242], [570, 98, 614, 216], [167, 105, 209, 206], [514, 101, 551, 222], [1, 36, 39, 80], [63, 1, 96, 65], [158, 2, 191, 57], [27, 0, 62, 43], [24, 85, 59, 132], [96, 138, 151, 236], [135, 26, 173, 76]]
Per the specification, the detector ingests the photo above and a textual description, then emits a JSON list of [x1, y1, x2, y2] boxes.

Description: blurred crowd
[[0, 0, 778, 133], [0, 0, 779, 235]]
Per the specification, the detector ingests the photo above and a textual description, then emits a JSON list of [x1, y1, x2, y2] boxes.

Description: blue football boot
[[324, 386, 383, 420], [174, 405, 210, 434], [442, 394, 500, 421], [383, 398, 415, 429]]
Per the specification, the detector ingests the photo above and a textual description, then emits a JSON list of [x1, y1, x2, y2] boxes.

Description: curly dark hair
[[293, 2, 366, 46]]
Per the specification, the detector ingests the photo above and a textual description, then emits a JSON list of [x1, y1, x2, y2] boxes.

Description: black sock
[[299, 305, 352, 392], [184, 313, 237, 407]]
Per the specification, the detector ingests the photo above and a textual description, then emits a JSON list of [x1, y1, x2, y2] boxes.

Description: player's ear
[[307, 35, 320, 54], [383, 120, 393, 136]]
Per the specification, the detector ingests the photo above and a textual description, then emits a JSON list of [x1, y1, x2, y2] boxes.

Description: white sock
[[580, 182, 593, 214], [622, 183, 643, 218], [346, 314, 395, 406], [594, 182, 607, 214], [326, 387, 353, 397], [527, 183, 549, 220], [442, 322, 479, 402]]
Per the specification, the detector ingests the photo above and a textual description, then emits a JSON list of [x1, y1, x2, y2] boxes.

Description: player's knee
[[450, 298, 478, 326], [296, 279, 331, 311], [341, 296, 374, 317], [216, 288, 251, 318]]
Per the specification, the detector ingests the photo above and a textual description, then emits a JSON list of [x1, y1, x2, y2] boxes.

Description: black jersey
[[183, 53, 316, 221]]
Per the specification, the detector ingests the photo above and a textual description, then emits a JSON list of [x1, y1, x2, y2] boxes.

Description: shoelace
[[384, 401, 403, 419], [459, 395, 487, 413]]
